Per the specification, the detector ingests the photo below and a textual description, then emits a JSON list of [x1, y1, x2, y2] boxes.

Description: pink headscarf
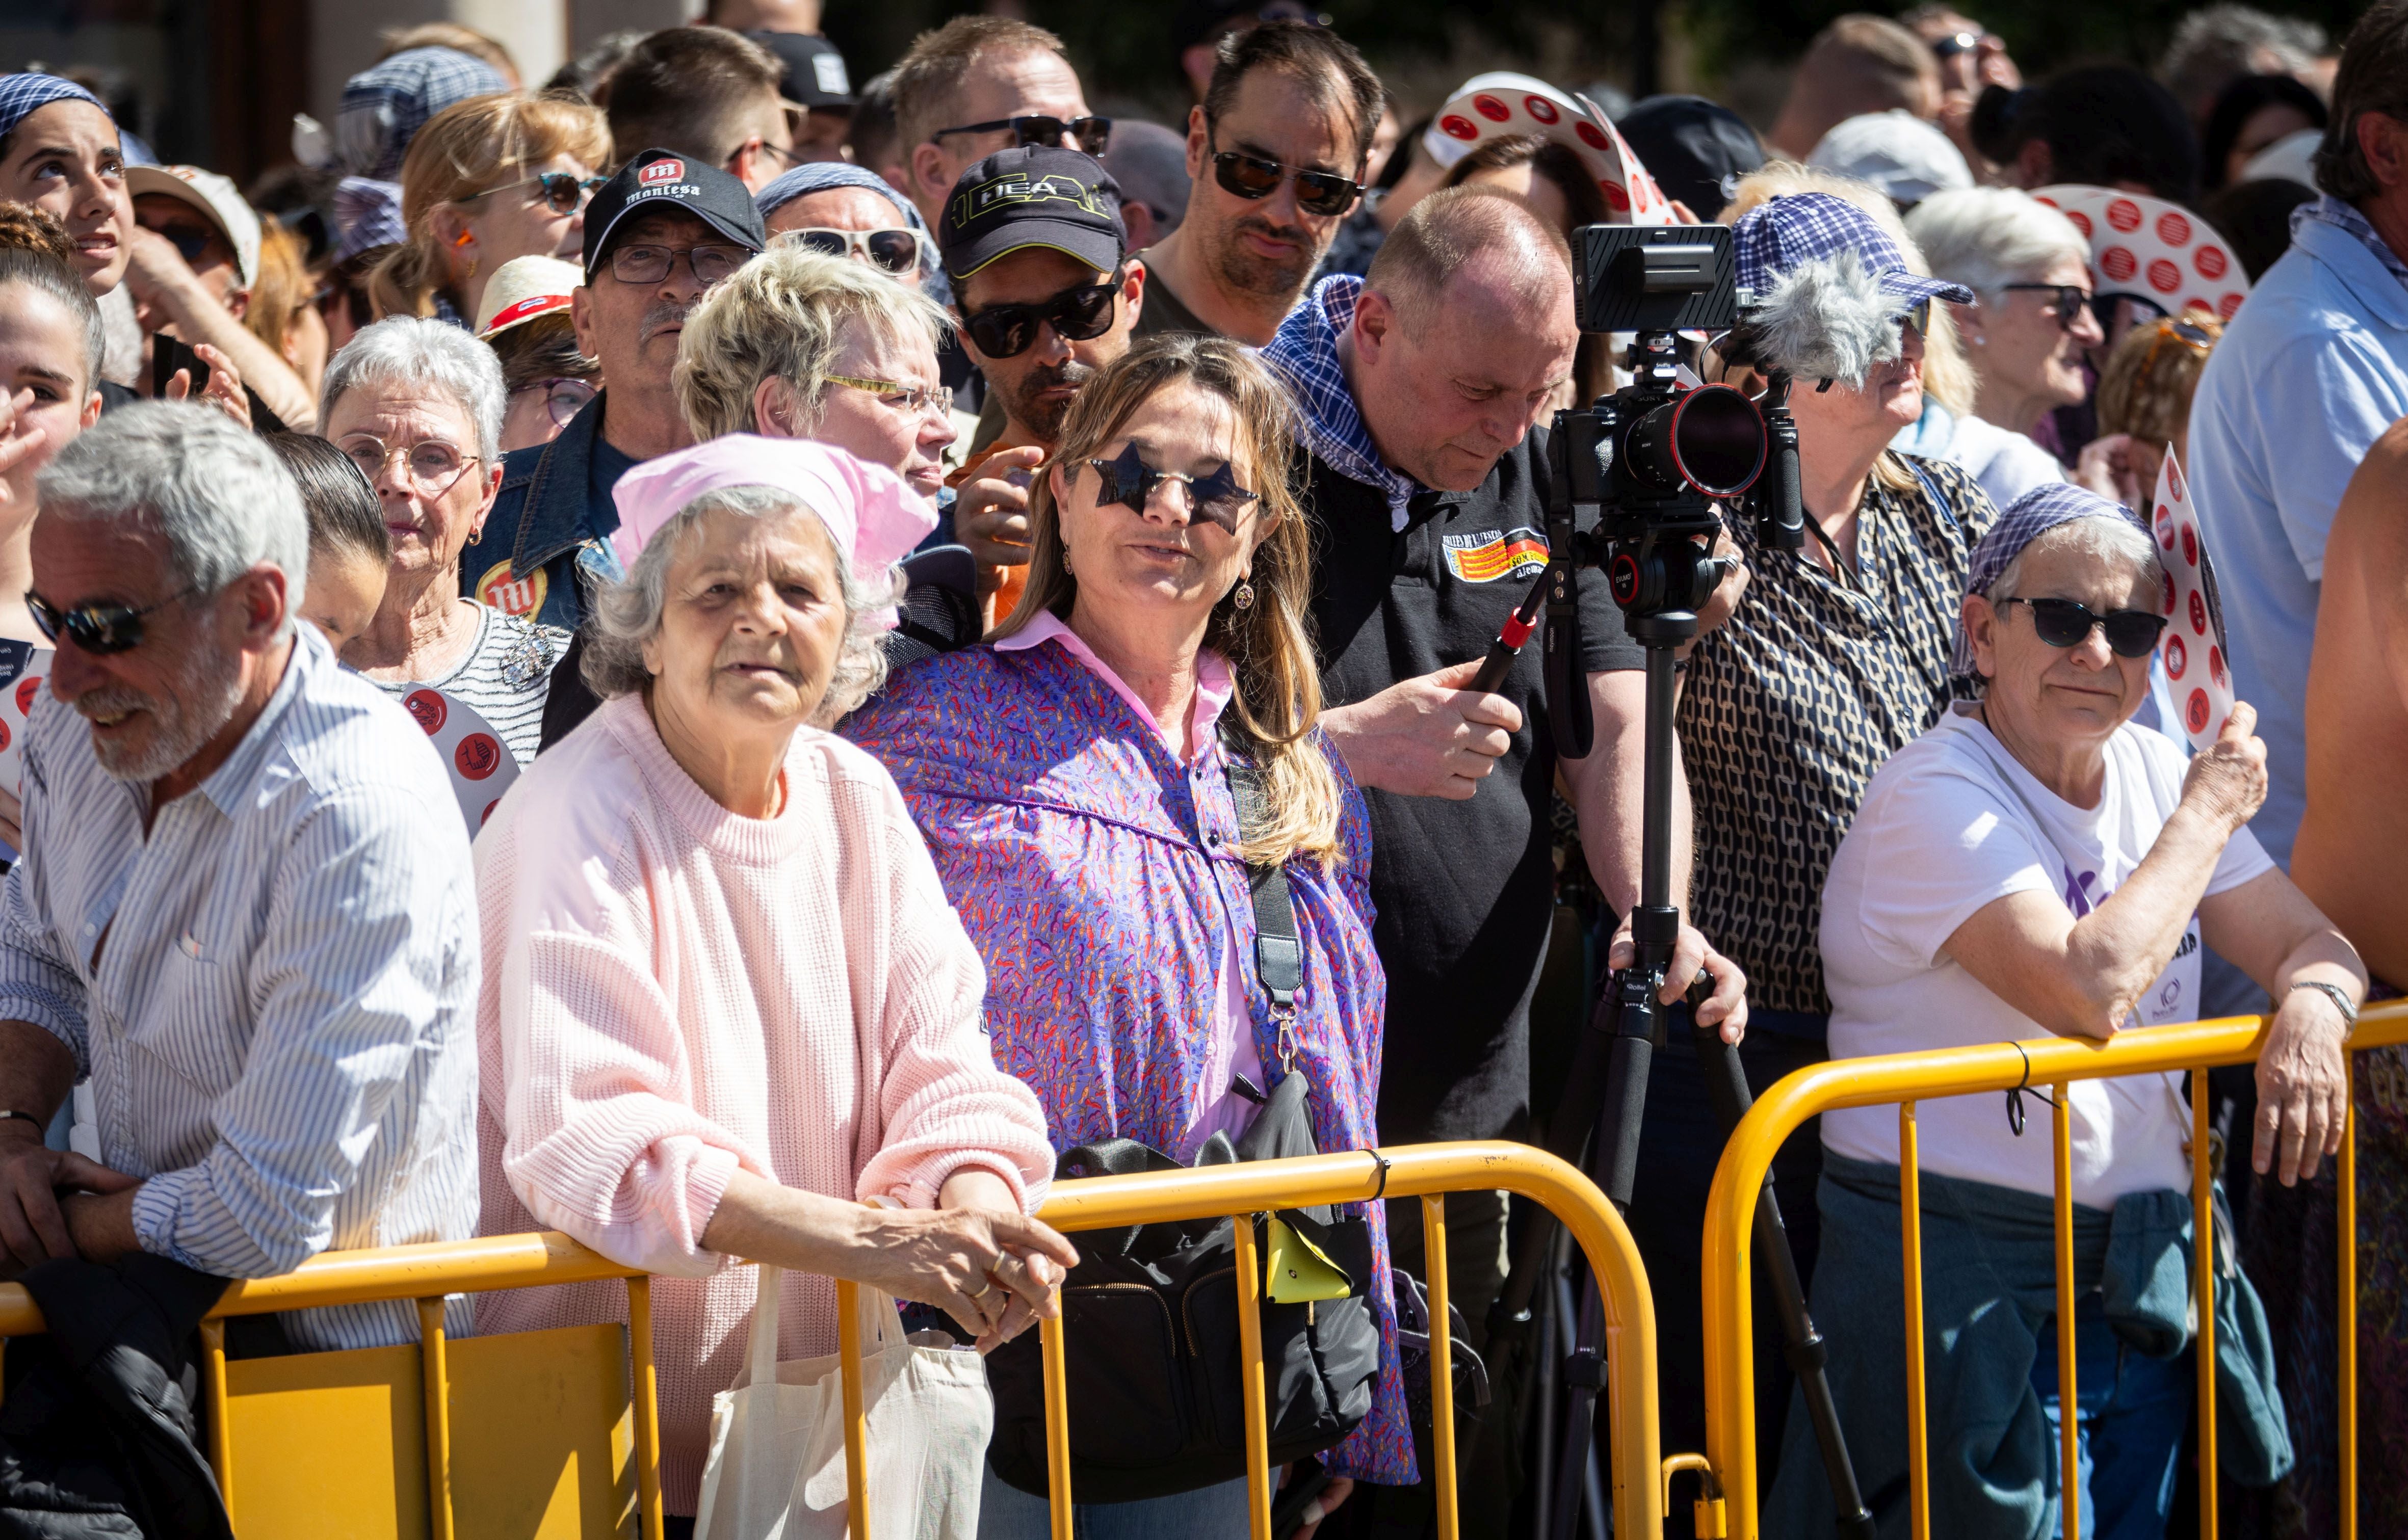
[[607, 436, 939, 629]]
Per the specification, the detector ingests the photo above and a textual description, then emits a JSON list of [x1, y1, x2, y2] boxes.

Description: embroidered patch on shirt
[[1441, 526, 1549, 582]]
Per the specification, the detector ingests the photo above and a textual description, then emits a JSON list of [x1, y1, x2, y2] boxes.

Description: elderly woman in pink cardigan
[[473, 436, 1075, 1524]]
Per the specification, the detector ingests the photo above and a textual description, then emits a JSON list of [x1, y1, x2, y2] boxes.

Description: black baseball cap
[[583, 148, 769, 281], [1615, 96, 1765, 222], [748, 31, 855, 111], [939, 146, 1126, 281]]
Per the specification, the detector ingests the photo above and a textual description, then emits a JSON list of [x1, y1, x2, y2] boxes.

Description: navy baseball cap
[[1732, 193, 1971, 315], [584, 148, 768, 282], [939, 146, 1126, 281]]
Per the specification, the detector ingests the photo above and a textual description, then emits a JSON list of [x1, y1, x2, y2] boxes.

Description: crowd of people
[[0, 0, 2402, 1534]]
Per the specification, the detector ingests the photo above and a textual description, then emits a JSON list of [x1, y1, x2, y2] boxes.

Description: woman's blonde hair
[[369, 94, 609, 322], [674, 244, 953, 440], [1719, 160, 1969, 495], [998, 335, 1343, 869], [244, 221, 311, 368], [2096, 309, 2222, 449]]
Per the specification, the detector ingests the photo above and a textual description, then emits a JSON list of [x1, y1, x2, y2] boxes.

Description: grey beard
[[84, 639, 246, 784], [1208, 215, 1320, 308]]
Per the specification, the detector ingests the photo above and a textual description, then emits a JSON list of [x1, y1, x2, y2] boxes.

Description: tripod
[[1460, 351, 1875, 1539]]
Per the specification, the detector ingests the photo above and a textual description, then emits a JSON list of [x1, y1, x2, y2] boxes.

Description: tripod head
[[1539, 224, 1805, 757]]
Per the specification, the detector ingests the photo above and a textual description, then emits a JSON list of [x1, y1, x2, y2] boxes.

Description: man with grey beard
[[1132, 19, 1382, 346], [455, 148, 768, 631], [0, 404, 479, 1351]]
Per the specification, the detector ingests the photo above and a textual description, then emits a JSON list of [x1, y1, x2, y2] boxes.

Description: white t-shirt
[[1819, 702, 2273, 1207]]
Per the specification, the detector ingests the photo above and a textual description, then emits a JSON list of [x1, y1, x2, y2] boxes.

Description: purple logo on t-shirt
[[2063, 866, 2102, 917]]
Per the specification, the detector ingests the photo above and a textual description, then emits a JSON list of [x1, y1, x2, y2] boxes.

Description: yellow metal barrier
[[1699, 1000, 2408, 1539], [0, 1140, 1657, 1539]]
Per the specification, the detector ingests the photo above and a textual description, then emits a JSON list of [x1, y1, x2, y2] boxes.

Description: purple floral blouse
[[844, 638, 1414, 1486]]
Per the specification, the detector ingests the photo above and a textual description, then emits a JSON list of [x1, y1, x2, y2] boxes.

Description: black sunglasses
[[469, 172, 608, 215], [1085, 441, 1260, 533], [1996, 596, 2169, 658], [28, 585, 199, 656], [933, 115, 1112, 157], [961, 274, 1120, 360], [1209, 141, 1360, 218], [1999, 283, 2095, 333]]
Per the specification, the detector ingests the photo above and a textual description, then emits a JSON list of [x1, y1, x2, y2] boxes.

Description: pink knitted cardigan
[[472, 694, 1055, 1512]]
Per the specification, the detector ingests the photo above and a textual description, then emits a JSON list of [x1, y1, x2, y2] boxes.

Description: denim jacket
[[455, 392, 627, 631]]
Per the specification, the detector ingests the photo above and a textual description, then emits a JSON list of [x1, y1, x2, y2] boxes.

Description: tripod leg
[[1691, 1021, 1877, 1539]]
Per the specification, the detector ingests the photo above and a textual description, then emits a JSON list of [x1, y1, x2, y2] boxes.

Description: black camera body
[[1535, 223, 1805, 760]]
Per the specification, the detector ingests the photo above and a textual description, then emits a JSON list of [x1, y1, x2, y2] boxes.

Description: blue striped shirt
[[0, 626, 480, 1349]]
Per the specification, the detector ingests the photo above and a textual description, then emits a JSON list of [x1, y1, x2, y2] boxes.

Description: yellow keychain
[[1264, 1215, 1352, 1304]]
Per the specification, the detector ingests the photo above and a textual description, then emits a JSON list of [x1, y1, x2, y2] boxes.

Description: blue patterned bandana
[[2293, 194, 2408, 290], [0, 74, 107, 147], [1951, 482, 2154, 680], [1260, 275, 1422, 532]]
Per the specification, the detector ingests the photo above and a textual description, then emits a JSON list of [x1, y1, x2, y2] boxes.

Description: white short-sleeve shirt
[[1818, 702, 2274, 1207]]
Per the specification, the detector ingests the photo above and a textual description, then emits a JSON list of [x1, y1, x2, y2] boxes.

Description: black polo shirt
[[1302, 430, 1641, 1146]]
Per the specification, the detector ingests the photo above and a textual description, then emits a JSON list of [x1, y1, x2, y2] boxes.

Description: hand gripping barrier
[[0, 1140, 1661, 1540], [1697, 1001, 2408, 1539]]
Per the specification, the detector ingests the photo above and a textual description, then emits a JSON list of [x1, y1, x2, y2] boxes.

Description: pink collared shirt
[[993, 612, 1266, 1155]]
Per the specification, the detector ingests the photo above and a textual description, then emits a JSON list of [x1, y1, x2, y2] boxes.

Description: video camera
[[1534, 224, 1807, 755]]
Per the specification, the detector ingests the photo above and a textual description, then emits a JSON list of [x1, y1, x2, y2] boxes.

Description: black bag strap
[[1223, 755, 1303, 1050]]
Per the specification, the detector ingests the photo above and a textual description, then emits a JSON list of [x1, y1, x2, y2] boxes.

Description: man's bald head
[[1364, 185, 1574, 339], [1346, 187, 1580, 493]]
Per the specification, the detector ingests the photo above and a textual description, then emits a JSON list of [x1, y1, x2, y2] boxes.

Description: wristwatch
[[2290, 979, 2361, 1027]]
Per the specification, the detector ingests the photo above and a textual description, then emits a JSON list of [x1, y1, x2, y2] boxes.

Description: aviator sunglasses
[[962, 274, 1121, 359], [469, 172, 608, 215], [1208, 139, 1361, 218], [1994, 596, 2169, 658], [1086, 441, 1260, 532], [777, 226, 925, 276], [28, 586, 199, 655]]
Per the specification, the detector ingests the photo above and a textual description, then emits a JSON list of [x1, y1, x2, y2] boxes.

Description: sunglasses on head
[[932, 114, 1113, 157], [776, 226, 924, 275], [1999, 283, 2095, 333], [1996, 596, 2169, 658], [1209, 141, 1360, 218], [961, 274, 1121, 359], [28, 586, 199, 656], [1085, 441, 1260, 533]]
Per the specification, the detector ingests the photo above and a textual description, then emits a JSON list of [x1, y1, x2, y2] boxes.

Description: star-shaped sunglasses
[[1085, 441, 1260, 532]]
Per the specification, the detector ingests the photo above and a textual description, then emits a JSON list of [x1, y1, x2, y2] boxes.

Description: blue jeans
[[2029, 1294, 2190, 1540], [976, 1466, 1251, 1539]]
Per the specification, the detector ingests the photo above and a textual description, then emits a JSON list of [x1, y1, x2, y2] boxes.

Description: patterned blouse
[[843, 639, 1415, 1486], [1681, 454, 1998, 1018]]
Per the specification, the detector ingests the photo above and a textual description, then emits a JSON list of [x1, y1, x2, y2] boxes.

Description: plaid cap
[[0, 73, 108, 146], [332, 176, 407, 266], [336, 47, 509, 181], [1733, 192, 1972, 314], [1950, 482, 2154, 678]]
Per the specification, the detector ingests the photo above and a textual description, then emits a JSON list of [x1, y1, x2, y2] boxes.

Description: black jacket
[[0, 1254, 234, 1539]]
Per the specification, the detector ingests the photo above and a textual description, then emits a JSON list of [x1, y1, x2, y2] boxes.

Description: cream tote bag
[[692, 1264, 992, 1540]]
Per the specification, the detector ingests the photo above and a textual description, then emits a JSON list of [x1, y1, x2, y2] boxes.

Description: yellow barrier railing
[[1699, 1000, 2408, 1539], [0, 1140, 1660, 1540]]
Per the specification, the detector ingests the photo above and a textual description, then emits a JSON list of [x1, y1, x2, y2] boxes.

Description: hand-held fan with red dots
[[2149, 446, 2235, 751]]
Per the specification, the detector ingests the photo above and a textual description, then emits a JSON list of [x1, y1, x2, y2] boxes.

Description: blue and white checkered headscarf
[[0, 73, 108, 148], [1261, 275, 1422, 532], [336, 47, 508, 182], [1950, 482, 2155, 680], [756, 163, 936, 284]]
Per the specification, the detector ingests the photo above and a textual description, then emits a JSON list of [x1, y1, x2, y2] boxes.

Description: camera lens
[[1624, 384, 1767, 498]]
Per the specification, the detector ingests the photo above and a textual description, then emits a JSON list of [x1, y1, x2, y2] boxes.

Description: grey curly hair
[[580, 485, 903, 725]]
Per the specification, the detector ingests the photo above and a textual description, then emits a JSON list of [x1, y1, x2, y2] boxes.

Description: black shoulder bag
[[983, 757, 1381, 1501]]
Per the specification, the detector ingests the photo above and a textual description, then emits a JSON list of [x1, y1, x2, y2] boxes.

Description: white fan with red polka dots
[[1428, 77, 1678, 227], [398, 684, 520, 837], [2149, 446, 2235, 751], [2031, 185, 2249, 323]]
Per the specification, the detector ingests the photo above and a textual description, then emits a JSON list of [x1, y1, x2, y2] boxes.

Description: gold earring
[[1232, 578, 1254, 610], [1061, 545, 1072, 574]]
